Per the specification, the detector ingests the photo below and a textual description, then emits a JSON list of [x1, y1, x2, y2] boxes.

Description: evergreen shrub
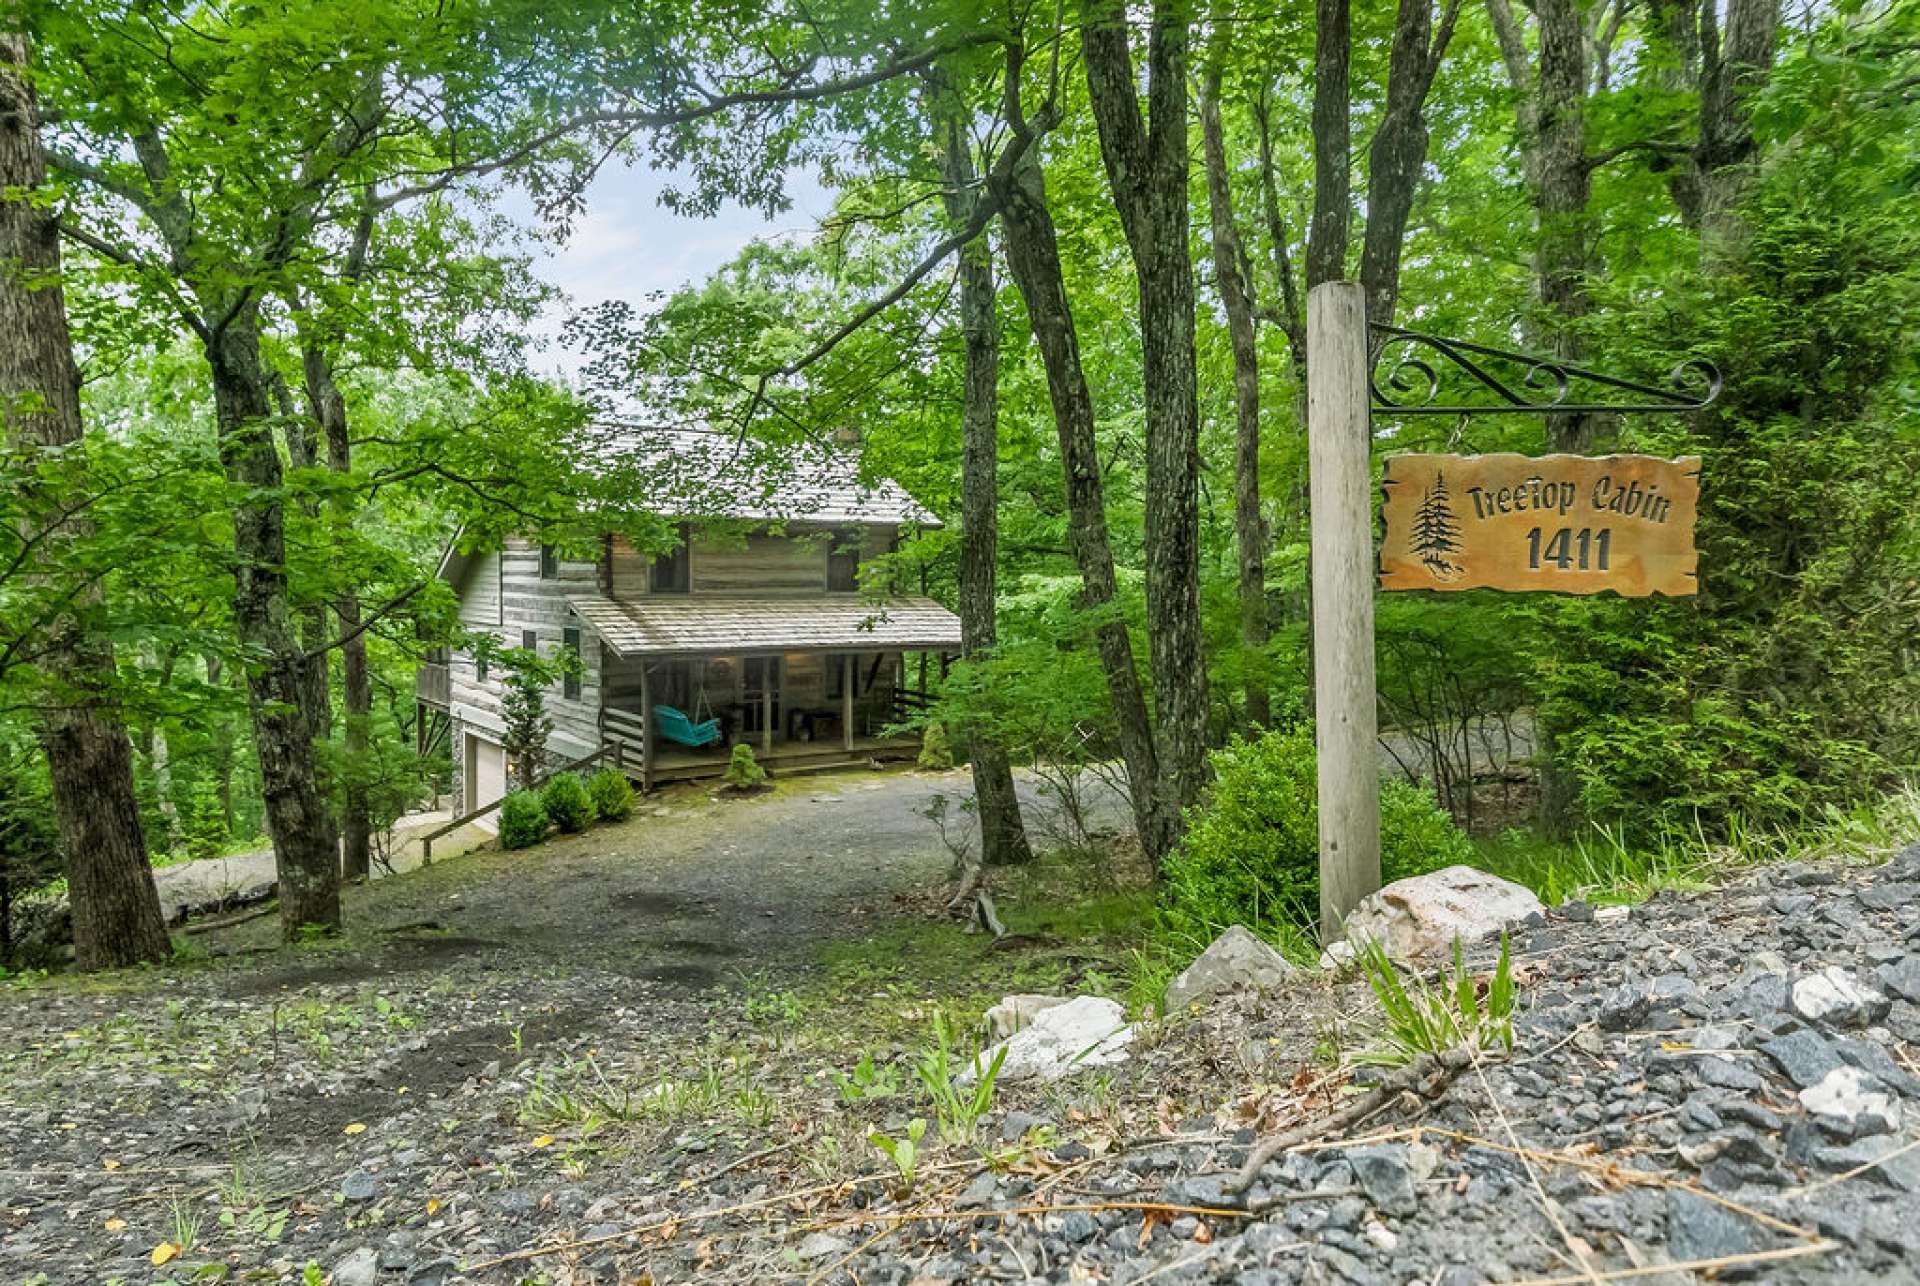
[[498, 790, 549, 850], [917, 722, 954, 771], [586, 767, 635, 821], [724, 743, 766, 789], [1160, 726, 1473, 934], [540, 772, 592, 832]]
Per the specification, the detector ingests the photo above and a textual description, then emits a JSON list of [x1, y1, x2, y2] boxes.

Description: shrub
[[723, 743, 766, 790], [540, 773, 593, 833], [586, 767, 635, 821], [916, 722, 954, 771], [498, 790, 549, 850], [1160, 726, 1474, 934]]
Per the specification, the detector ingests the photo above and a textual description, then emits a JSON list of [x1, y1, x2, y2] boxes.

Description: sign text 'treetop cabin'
[[1379, 452, 1700, 597]]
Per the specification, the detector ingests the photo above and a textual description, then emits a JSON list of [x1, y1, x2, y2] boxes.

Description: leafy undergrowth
[[1474, 783, 1920, 907]]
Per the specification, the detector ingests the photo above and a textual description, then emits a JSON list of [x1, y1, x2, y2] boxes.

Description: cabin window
[[539, 544, 558, 579], [650, 523, 691, 593], [522, 629, 538, 655], [562, 627, 582, 700], [827, 528, 862, 592], [826, 652, 858, 700]]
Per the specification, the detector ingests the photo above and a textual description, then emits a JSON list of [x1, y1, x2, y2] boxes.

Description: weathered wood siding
[[453, 549, 502, 627], [607, 523, 900, 598], [448, 538, 603, 761]]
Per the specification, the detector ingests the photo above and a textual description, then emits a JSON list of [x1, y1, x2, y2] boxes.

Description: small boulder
[[984, 994, 1073, 1043], [1326, 866, 1545, 963], [961, 996, 1134, 1085], [1791, 966, 1891, 1028], [1799, 1066, 1902, 1139], [1163, 925, 1297, 1012], [1347, 1145, 1418, 1218]]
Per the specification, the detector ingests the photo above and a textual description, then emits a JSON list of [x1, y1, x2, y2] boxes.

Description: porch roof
[[566, 592, 962, 659]]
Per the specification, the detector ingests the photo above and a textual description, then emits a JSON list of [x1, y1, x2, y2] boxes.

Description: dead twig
[[1501, 1240, 1836, 1285], [1227, 1048, 1471, 1194]]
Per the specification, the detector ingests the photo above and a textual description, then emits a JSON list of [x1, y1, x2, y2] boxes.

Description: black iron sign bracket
[[1368, 323, 1722, 418]]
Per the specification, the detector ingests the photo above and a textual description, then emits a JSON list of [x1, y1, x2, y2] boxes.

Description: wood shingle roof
[[568, 593, 962, 658]]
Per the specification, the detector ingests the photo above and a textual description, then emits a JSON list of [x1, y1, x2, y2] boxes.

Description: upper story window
[[827, 528, 862, 593], [651, 522, 691, 593], [539, 544, 558, 579], [562, 627, 582, 701]]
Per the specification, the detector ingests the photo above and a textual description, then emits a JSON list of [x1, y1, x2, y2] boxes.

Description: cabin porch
[[596, 649, 942, 789]]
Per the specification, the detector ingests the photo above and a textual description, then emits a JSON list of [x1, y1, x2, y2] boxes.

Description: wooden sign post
[[1305, 282, 1714, 945], [1307, 283, 1381, 942]]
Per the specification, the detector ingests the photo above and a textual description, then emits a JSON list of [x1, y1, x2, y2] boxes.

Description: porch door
[[742, 656, 781, 737]]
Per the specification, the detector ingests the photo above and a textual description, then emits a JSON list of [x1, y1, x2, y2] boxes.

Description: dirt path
[[5, 765, 1118, 1283]]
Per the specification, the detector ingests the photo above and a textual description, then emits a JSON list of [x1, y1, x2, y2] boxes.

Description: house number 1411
[[1527, 526, 1612, 572]]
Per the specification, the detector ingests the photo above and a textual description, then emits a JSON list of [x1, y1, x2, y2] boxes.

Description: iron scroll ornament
[[1369, 323, 1722, 417]]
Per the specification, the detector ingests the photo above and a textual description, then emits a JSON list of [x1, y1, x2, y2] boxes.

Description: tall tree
[[1488, 0, 1598, 451], [1199, 45, 1270, 730], [1357, 0, 1466, 331], [989, 44, 1173, 860], [0, 29, 170, 969], [1080, 0, 1210, 840], [931, 81, 1033, 868]]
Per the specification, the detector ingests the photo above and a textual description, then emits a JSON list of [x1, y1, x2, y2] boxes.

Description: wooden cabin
[[416, 429, 959, 820]]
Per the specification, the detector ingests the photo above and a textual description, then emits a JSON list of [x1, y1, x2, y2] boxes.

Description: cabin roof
[[589, 426, 939, 527], [567, 592, 963, 658]]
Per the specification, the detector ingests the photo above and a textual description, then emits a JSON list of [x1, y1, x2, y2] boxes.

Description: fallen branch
[[1226, 1047, 1471, 1194]]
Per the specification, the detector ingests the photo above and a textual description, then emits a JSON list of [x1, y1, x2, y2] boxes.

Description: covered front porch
[[568, 592, 958, 790]]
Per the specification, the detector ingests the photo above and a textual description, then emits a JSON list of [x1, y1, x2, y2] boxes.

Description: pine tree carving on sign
[[1412, 470, 1464, 580]]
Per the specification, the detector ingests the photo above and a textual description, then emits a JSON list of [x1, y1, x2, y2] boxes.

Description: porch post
[[842, 653, 855, 751], [761, 659, 773, 755], [639, 660, 655, 792]]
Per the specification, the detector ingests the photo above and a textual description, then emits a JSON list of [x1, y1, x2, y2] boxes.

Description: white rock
[[1164, 925, 1297, 1012], [961, 996, 1134, 1085], [332, 1248, 379, 1286], [984, 993, 1074, 1043], [1791, 966, 1891, 1028], [1324, 865, 1545, 964], [1799, 1066, 1901, 1136]]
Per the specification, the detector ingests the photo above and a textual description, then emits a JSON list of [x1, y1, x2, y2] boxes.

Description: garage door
[[467, 733, 507, 829]]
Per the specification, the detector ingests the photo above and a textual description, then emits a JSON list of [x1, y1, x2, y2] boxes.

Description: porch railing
[[416, 662, 450, 709]]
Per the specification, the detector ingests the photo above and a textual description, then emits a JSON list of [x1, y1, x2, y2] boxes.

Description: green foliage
[[916, 721, 954, 771], [1354, 934, 1515, 1069], [497, 790, 549, 851], [723, 742, 766, 790], [868, 1118, 927, 1195], [1161, 726, 1474, 935], [585, 767, 635, 821], [834, 1050, 902, 1103], [914, 1012, 1004, 1146], [1535, 189, 1920, 839], [540, 773, 593, 833]]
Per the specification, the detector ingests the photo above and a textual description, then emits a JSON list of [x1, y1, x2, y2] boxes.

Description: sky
[[511, 161, 834, 382]]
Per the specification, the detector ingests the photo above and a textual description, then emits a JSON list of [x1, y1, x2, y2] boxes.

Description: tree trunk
[[139, 647, 184, 852], [1199, 64, 1271, 730], [1695, 0, 1779, 261], [205, 310, 342, 936], [305, 343, 375, 881], [934, 96, 1032, 867], [993, 147, 1173, 861], [1081, 0, 1210, 843], [1493, 0, 1597, 452], [271, 372, 334, 749], [0, 31, 171, 970], [1307, 0, 1353, 290], [1358, 0, 1463, 332]]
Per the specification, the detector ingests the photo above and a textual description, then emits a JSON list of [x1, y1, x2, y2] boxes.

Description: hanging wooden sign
[[1379, 452, 1700, 597]]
